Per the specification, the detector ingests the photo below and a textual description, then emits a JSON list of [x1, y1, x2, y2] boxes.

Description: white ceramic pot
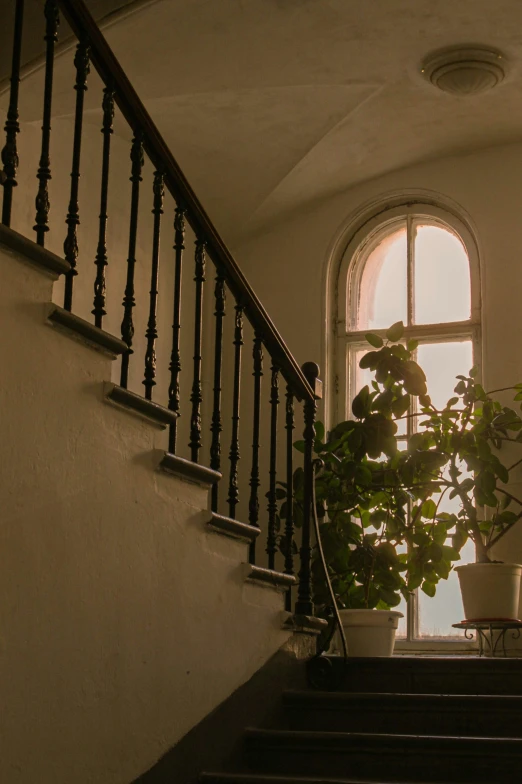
[[338, 608, 404, 657], [455, 562, 522, 621]]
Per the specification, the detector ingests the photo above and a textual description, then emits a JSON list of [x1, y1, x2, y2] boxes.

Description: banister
[[56, 0, 317, 403]]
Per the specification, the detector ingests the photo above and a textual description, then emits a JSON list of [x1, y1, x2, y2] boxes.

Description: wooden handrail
[[56, 0, 316, 403]]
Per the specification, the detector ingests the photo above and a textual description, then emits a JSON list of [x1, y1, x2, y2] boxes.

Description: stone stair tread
[[324, 654, 522, 665], [245, 727, 522, 745], [200, 773, 415, 784], [283, 689, 522, 704], [319, 655, 522, 695]]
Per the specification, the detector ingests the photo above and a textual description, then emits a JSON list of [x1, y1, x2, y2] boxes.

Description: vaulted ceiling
[[4, 0, 522, 242]]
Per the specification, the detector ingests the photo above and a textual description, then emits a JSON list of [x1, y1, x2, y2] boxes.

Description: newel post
[[295, 361, 322, 617]]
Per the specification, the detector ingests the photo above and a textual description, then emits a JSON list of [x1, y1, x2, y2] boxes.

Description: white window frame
[[334, 202, 482, 652]]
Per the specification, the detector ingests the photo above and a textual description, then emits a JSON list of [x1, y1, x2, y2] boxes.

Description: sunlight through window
[[341, 207, 480, 645]]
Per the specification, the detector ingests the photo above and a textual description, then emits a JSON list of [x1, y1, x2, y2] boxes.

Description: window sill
[[395, 639, 478, 654]]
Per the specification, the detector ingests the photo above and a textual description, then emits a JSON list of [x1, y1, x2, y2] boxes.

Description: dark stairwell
[[200, 656, 522, 784]]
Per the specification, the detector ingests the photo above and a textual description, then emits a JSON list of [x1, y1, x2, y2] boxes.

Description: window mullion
[[342, 321, 478, 344], [407, 214, 414, 327], [406, 343, 418, 641]]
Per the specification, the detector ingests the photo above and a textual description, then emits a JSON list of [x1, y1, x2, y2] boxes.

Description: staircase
[[201, 656, 522, 784], [0, 2, 325, 780], [3, 4, 522, 784]]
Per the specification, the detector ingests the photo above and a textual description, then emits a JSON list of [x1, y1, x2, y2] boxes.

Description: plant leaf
[[386, 321, 405, 342], [365, 332, 384, 348]]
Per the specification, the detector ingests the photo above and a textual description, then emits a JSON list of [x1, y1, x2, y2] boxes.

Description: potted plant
[[280, 322, 463, 655], [402, 364, 522, 621], [280, 321, 522, 654]]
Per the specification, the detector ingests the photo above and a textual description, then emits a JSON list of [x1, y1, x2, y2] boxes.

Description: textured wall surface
[[0, 246, 291, 783]]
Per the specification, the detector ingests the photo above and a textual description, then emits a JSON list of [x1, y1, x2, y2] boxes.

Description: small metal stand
[[452, 621, 522, 657]]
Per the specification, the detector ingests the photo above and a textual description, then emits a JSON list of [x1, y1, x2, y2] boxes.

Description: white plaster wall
[[0, 248, 291, 783], [234, 140, 522, 586], [0, 73, 219, 467], [0, 84, 299, 578]]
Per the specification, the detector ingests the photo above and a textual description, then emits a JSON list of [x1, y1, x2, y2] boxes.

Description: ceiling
[[5, 0, 522, 243]]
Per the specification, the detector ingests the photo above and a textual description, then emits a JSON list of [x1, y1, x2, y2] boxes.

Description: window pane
[[414, 224, 471, 325], [416, 340, 475, 638], [417, 341, 473, 411], [395, 595, 408, 639], [357, 226, 407, 330], [418, 538, 476, 637]]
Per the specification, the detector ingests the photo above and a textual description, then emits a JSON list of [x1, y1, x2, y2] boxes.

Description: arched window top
[[338, 202, 481, 336], [351, 216, 472, 332]]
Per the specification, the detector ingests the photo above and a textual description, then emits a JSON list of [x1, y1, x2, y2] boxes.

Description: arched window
[[335, 202, 481, 646]]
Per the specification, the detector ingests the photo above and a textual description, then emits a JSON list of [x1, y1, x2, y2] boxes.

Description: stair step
[[244, 728, 522, 783], [318, 655, 522, 695], [201, 774, 407, 784], [283, 690, 522, 737]]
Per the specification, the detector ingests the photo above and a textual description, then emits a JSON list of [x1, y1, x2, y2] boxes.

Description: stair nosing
[[0, 223, 70, 278], [200, 775, 401, 784], [48, 305, 128, 356], [245, 727, 522, 745], [208, 512, 260, 542], [159, 451, 221, 488], [283, 689, 522, 703], [106, 383, 178, 428], [244, 564, 296, 590]]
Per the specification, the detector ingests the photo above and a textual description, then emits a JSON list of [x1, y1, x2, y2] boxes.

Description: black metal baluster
[[168, 204, 186, 453], [120, 133, 144, 388], [189, 238, 206, 462], [143, 171, 165, 399], [210, 271, 226, 511], [295, 362, 321, 617], [92, 85, 115, 327], [248, 335, 263, 564], [63, 37, 90, 311], [1, 0, 24, 227], [227, 304, 244, 518], [266, 365, 280, 570], [284, 386, 295, 610], [33, 0, 59, 246]]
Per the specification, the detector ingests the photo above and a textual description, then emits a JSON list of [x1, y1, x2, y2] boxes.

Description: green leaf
[[386, 321, 405, 342], [493, 461, 509, 484], [476, 438, 491, 461], [441, 545, 461, 562], [359, 351, 380, 370], [408, 432, 425, 451], [379, 589, 402, 608], [421, 499, 437, 519], [477, 470, 496, 495], [407, 338, 419, 351], [421, 581, 437, 598], [391, 394, 411, 419], [354, 464, 372, 486], [407, 571, 423, 591], [365, 332, 384, 348], [496, 510, 519, 526], [352, 385, 370, 419]]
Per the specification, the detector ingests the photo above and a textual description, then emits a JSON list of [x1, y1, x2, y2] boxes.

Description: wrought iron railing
[[0, 0, 322, 618]]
